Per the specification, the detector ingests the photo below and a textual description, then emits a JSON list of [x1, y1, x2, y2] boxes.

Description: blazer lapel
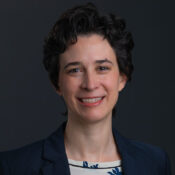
[[41, 122, 70, 175], [41, 160, 69, 175], [112, 128, 156, 175], [121, 152, 150, 175]]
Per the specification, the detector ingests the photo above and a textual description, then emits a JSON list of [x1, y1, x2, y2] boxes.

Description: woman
[[0, 2, 171, 175]]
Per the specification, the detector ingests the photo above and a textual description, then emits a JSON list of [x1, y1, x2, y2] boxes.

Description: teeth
[[81, 97, 102, 103]]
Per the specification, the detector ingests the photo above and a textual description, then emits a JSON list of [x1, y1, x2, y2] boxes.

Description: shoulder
[[0, 138, 44, 157], [113, 128, 168, 159], [113, 128, 171, 173], [129, 138, 168, 161], [128, 139, 171, 174], [0, 122, 67, 174], [0, 139, 45, 173], [129, 138, 164, 153]]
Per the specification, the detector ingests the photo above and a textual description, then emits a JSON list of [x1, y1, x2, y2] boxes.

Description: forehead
[[60, 34, 117, 64]]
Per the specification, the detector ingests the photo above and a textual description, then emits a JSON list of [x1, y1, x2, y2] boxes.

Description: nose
[[81, 71, 99, 91]]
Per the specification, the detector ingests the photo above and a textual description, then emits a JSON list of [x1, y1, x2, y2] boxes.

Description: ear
[[118, 74, 127, 92], [56, 85, 62, 96]]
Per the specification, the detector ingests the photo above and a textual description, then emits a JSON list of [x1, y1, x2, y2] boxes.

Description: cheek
[[60, 77, 79, 97], [101, 72, 120, 90]]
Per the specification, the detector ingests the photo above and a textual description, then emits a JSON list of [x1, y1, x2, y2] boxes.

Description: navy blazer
[[0, 121, 171, 175]]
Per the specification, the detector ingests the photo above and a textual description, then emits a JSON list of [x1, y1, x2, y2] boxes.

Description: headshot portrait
[[0, 0, 174, 174]]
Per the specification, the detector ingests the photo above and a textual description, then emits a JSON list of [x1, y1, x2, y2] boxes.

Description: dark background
[[0, 0, 174, 173]]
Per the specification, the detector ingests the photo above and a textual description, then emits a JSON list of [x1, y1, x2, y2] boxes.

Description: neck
[[64, 114, 121, 162]]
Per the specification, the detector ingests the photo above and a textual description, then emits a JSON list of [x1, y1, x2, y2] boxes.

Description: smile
[[77, 96, 105, 107]]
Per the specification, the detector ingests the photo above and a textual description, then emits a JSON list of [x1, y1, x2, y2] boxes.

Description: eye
[[68, 68, 81, 73], [97, 66, 110, 71]]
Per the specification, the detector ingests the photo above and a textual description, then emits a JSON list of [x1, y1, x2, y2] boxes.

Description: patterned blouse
[[68, 159, 122, 175]]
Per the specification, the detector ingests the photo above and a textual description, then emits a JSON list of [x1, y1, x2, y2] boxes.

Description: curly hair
[[43, 2, 134, 116]]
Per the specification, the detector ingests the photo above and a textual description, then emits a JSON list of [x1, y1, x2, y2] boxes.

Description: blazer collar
[[41, 121, 153, 175]]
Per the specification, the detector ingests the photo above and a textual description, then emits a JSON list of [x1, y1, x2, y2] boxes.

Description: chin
[[79, 111, 111, 124]]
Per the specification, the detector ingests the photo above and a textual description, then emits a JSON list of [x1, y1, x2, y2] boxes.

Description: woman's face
[[57, 34, 127, 123]]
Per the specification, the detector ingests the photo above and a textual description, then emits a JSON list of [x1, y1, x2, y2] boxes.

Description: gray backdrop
[[0, 0, 174, 173]]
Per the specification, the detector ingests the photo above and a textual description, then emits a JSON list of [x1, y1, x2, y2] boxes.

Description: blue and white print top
[[68, 159, 122, 175]]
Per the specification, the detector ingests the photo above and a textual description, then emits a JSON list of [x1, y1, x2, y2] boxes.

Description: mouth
[[77, 96, 105, 107]]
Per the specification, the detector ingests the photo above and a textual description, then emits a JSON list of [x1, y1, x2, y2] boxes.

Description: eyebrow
[[64, 59, 113, 70]]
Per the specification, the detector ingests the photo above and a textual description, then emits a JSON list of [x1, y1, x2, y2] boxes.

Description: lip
[[77, 96, 104, 99], [77, 96, 105, 107]]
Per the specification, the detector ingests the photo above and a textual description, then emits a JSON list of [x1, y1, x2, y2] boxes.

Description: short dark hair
[[43, 2, 134, 116]]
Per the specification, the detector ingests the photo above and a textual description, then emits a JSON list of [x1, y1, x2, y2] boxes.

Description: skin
[[57, 34, 127, 162]]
